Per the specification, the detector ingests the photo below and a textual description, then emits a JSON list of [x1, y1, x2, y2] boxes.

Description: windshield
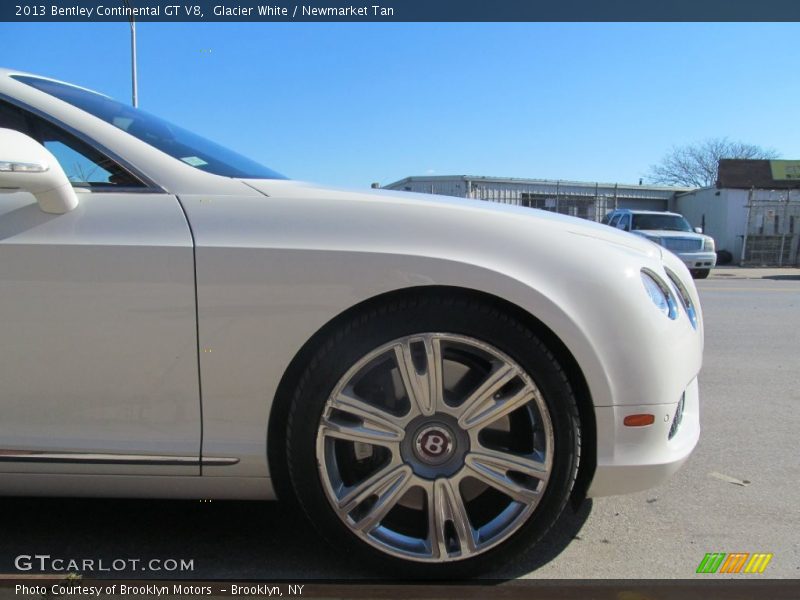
[[631, 213, 693, 232], [14, 75, 286, 180]]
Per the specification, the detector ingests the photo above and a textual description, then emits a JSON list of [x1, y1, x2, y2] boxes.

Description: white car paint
[[0, 188, 200, 476], [0, 68, 701, 505]]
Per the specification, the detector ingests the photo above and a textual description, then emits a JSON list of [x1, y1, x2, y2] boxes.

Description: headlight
[[641, 269, 678, 319], [703, 237, 715, 252], [665, 268, 698, 330]]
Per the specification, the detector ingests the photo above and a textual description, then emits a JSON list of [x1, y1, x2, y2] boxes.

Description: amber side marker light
[[624, 414, 655, 426]]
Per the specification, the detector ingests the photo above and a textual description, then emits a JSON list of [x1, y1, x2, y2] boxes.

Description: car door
[[0, 99, 201, 476]]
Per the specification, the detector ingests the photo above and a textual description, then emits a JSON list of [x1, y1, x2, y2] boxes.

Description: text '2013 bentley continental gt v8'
[[0, 69, 701, 577]]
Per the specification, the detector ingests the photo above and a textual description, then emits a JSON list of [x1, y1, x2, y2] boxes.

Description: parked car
[[0, 69, 701, 577], [604, 209, 716, 279]]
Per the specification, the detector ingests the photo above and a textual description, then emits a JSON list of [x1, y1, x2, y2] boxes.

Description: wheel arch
[[267, 284, 596, 507]]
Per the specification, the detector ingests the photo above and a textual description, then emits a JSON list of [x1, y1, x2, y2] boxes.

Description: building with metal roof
[[674, 160, 800, 266], [383, 175, 689, 223]]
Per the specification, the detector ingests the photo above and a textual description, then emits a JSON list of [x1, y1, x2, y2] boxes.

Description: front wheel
[[286, 294, 581, 577]]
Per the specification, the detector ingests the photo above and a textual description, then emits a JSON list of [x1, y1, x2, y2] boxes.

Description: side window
[[0, 99, 142, 188], [618, 214, 631, 231], [0, 99, 28, 132], [608, 213, 621, 227]]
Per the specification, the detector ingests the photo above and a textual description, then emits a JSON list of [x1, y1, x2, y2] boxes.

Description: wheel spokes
[[464, 448, 545, 504], [321, 391, 405, 445], [457, 365, 533, 431], [317, 332, 556, 563], [337, 464, 414, 533], [393, 335, 443, 418], [427, 477, 477, 558]]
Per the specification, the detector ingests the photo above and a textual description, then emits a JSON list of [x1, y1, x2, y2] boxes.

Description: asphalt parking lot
[[0, 268, 798, 581]]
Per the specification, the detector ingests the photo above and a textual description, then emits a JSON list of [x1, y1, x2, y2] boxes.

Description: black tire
[[716, 250, 733, 266], [286, 291, 581, 578], [691, 268, 710, 279]]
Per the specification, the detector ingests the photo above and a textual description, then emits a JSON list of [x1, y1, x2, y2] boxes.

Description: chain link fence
[[518, 192, 615, 222], [741, 189, 800, 266]]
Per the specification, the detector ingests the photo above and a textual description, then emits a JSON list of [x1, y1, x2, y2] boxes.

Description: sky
[[1, 22, 798, 188]]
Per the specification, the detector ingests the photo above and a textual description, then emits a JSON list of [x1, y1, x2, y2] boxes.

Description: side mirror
[[0, 128, 79, 214], [694, 227, 703, 234]]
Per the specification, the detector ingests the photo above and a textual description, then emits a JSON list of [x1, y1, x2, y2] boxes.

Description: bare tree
[[647, 138, 780, 188]]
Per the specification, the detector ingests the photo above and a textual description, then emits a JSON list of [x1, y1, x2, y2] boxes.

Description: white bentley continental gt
[[0, 69, 701, 576]]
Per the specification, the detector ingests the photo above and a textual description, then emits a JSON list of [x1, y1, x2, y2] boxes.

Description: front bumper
[[676, 251, 716, 270], [587, 377, 700, 497]]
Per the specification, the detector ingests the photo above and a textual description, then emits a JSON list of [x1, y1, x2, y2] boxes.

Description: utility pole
[[123, 0, 138, 107]]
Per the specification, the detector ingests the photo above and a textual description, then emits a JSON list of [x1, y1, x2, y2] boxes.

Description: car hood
[[634, 229, 706, 240], [241, 179, 661, 258]]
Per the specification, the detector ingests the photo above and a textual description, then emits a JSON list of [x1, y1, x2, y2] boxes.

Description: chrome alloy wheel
[[315, 333, 554, 563]]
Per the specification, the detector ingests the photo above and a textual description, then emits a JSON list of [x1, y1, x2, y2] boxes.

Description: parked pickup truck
[[603, 209, 716, 279]]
